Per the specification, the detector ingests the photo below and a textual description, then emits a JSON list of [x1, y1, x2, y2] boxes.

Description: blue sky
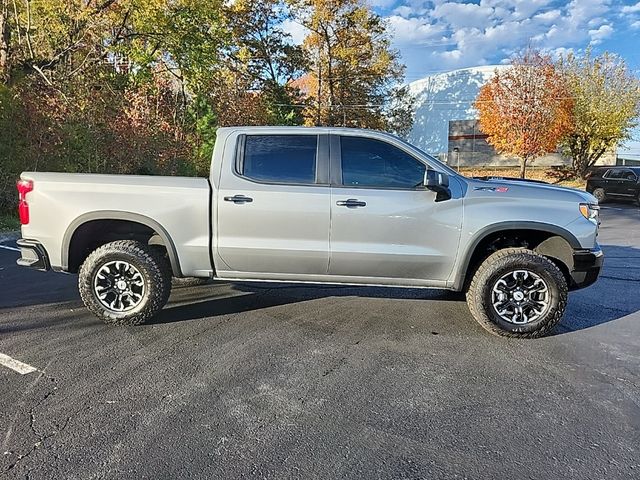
[[286, 1, 640, 158]]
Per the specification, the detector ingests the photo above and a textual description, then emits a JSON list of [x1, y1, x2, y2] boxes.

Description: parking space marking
[[0, 353, 39, 374], [0, 244, 20, 252]]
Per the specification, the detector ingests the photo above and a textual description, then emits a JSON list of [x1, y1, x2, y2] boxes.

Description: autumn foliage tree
[[290, 0, 412, 134], [475, 51, 574, 178], [557, 50, 640, 178]]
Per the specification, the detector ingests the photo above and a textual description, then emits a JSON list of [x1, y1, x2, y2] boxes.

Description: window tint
[[241, 135, 317, 184], [340, 136, 426, 188], [607, 169, 637, 181]]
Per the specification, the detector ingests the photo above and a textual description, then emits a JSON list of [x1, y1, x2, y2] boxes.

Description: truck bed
[[19, 172, 212, 277]]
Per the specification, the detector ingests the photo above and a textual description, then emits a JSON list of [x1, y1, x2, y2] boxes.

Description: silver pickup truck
[[16, 126, 603, 337]]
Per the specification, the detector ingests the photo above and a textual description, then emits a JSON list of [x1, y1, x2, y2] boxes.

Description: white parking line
[[0, 353, 39, 374], [0, 244, 19, 252]]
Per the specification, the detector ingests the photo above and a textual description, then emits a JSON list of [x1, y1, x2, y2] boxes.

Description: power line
[[273, 96, 581, 108]]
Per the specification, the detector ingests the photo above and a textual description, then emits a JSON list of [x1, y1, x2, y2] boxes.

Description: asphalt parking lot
[[1, 204, 639, 479]]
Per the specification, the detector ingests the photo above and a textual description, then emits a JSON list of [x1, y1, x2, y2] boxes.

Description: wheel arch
[[453, 222, 580, 291], [62, 211, 182, 276]]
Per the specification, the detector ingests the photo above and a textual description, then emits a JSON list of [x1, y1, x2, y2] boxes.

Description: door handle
[[336, 198, 366, 208], [224, 195, 253, 204]]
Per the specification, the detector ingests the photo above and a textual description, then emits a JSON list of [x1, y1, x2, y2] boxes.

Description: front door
[[216, 133, 330, 276], [328, 134, 463, 285]]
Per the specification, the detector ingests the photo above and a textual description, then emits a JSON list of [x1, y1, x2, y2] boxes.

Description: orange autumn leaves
[[475, 51, 574, 178]]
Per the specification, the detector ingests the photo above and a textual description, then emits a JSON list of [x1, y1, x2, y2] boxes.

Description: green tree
[[558, 50, 640, 178], [290, 0, 411, 133], [226, 0, 306, 124]]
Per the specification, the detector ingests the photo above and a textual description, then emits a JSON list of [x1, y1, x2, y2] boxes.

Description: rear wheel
[[466, 248, 567, 338], [592, 187, 606, 203], [79, 240, 172, 326]]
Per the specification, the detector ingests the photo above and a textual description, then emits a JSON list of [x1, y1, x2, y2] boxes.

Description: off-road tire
[[172, 277, 211, 288], [592, 187, 606, 203], [466, 248, 568, 338], [79, 240, 172, 326]]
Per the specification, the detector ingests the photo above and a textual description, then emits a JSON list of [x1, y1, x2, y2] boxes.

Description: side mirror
[[424, 169, 449, 188], [423, 169, 451, 201]]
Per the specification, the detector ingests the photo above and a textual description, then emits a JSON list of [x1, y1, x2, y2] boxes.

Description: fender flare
[[62, 210, 182, 276], [452, 221, 581, 290]]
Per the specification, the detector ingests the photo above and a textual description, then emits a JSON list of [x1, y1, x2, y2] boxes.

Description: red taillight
[[17, 179, 34, 225]]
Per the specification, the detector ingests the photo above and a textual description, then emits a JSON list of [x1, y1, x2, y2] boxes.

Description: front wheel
[[466, 248, 568, 338], [79, 240, 172, 326], [592, 187, 606, 203]]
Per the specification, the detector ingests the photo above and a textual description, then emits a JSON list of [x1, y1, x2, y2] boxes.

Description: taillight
[[17, 179, 34, 225]]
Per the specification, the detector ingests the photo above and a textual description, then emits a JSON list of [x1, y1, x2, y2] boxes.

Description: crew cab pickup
[[17, 127, 603, 337]]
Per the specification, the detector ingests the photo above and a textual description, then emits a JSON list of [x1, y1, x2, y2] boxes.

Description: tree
[[475, 50, 574, 178], [290, 0, 411, 133], [225, 0, 306, 124], [557, 50, 640, 178]]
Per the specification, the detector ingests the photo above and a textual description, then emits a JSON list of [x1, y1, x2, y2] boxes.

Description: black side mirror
[[423, 169, 451, 201]]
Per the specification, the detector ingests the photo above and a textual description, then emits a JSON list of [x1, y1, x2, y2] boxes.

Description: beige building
[[446, 120, 616, 168]]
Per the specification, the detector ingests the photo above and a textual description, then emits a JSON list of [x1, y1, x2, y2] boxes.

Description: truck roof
[[216, 125, 394, 136]]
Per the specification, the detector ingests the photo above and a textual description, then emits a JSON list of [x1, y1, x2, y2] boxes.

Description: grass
[[458, 167, 587, 190], [0, 213, 20, 232]]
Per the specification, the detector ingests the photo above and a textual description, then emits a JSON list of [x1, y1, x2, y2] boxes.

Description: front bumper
[[569, 247, 603, 290], [16, 238, 50, 272]]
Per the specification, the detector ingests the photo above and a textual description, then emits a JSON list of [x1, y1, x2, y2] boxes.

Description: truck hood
[[464, 177, 597, 204]]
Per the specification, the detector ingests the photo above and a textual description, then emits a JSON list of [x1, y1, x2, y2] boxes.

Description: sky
[[284, 0, 640, 159]]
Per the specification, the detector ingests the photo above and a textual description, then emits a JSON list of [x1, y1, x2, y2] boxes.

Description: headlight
[[579, 203, 600, 224]]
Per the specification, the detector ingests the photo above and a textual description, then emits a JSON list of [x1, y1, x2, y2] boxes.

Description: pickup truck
[[16, 127, 603, 338]]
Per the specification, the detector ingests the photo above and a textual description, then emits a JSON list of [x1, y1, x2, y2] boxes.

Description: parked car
[[586, 166, 640, 205], [16, 127, 603, 338]]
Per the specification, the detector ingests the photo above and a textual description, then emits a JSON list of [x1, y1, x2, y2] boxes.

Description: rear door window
[[240, 135, 317, 184]]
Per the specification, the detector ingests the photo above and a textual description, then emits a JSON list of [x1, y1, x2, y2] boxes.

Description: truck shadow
[[152, 243, 640, 336], [152, 283, 465, 326]]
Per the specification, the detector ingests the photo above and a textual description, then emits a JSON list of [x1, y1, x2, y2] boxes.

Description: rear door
[[605, 168, 637, 197], [215, 133, 331, 276], [618, 169, 639, 196], [327, 134, 463, 285]]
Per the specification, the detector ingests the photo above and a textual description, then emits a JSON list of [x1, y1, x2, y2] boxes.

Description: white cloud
[[621, 2, 640, 14], [387, 15, 447, 44], [432, 2, 495, 29], [393, 5, 414, 18], [632, 20, 640, 29], [386, 0, 618, 78], [588, 24, 614, 44], [534, 9, 562, 22]]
